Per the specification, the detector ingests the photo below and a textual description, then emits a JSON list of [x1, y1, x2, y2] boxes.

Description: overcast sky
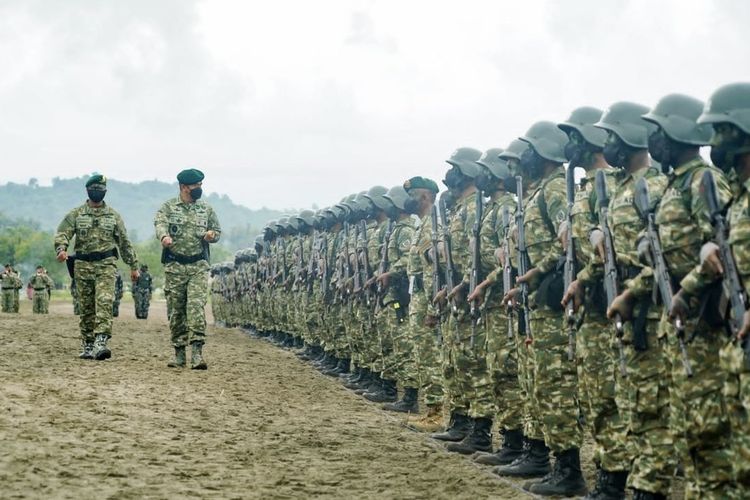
[[1, 0, 748, 211]]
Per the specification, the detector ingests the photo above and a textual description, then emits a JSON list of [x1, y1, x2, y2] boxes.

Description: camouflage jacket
[[154, 197, 221, 261], [447, 190, 479, 283], [385, 216, 416, 304], [55, 201, 138, 270], [29, 273, 53, 290], [524, 169, 566, 276]]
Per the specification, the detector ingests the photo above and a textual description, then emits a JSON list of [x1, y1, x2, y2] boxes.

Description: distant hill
[[0, 177, 286, 250]]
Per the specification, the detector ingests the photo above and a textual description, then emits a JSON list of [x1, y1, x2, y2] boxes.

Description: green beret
[[403, 176, 439, 194], [85, 174, 107, 188], [177, 168, 205, 185]]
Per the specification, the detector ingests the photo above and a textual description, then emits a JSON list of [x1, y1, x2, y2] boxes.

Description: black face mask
[[564, 141, 599, 169], [602, 134, 637, 169], [474, 172, 500, 194], [87, 189, 106, 203], [403, 197, 420, 215], [190, 187, 203, 200], [710, 125, 749, 173], [443, 167, 467, 191], [502, 176, 517, 194], [519, 148, 546, 181]]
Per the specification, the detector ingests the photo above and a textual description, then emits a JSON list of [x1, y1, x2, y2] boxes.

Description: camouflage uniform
[[70, 278, 80, 315], [571, 167, 630, 472], [29, 272, 54, 314], [1, 269, 22, 313], [112, 270, 123, 317], [409, 213, 444, 406], [653, 158, 734, 498], [154, 196, 221, 349], [579, 165, 673, 494], [522, 169, 583, 452], [133, 270, 153, 319], [54, 201, 138, 344]]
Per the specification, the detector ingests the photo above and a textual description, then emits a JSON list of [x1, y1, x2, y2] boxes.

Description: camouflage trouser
[[442, 311, 494, 418], [371, 303, 392, 374], [721, 340, 750, 498], [409, 292, 443, 406], [516, 310, 544, 440], [32, 290, 50, 314], [112, 298, 121, 317], [576, 310, 630, 471], [75, 261, 116, 342], [2, 289, 17, 312], [164, 261, 209, 348], [133, 291, 150, 318], [529, 307, 583, 452], [359, 306, 380, 369], [663, 316, 733, 499], [485, 306, 523, 432], [624, 314, 674, 495], [382, 302, 411, 383]]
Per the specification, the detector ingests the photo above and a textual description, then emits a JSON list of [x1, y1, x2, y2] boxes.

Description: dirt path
[[0, 300, 542, 499]]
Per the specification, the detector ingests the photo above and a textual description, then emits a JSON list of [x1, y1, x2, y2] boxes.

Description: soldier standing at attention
[[55, 174, 139, 360], [112, 269, 124, 317], [1, 264, 22, 313], [29, 265, 54, 314], [155, 168, 221, 370], [133, 264, 153, 319]]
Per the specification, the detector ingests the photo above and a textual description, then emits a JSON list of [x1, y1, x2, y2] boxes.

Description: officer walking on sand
[[155, 168, 221, 370]]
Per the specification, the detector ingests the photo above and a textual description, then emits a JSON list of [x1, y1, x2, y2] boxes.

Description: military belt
[[1, 287, 15, 290], [163, 249, 205, 265], [76, 249, 117, 262]]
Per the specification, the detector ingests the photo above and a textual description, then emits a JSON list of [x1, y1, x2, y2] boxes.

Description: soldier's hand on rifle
[[558, 221, 570, 250], [376, 272, 390, 289], [448, 282, 466, 301], [589, 229, 604, 262], [561, 279, 584, 312], [738, 309, 750, 340], [494, 248, 504, 265], [517, 267, 542, 288], [699, 242, 723, 277], [608, 289, 635, 321], [365, 276, 377, 288], [636, 237, 653, 267], [130, 269, 140, 282], [204, 230, 217, 242], [502, 287, 520, 307], [433, 288, 447, 306], [467, 279, 489, 303], [161, 236, 173, 248], [56, 250, 68, 262], [669, 289, 690, 323]]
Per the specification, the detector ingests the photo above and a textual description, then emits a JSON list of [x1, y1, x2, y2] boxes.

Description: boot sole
[[191, 364, 208, 370], [94, 350, 111, 360]]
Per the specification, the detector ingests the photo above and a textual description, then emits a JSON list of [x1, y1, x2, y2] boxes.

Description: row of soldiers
[[1, 264, 55, 314], [211, 83, 750, 499]]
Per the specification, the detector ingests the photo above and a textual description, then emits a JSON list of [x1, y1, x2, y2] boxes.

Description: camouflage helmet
[[558, 106, 607, 148], [476, 148, 511, 180], [519, 121, 569, 163], [383, 185, 410, 211], [642, 94, 712, 145], [595, 101, 655, 148], [296, 209, 316, 227], [499, 139, 529, 161], [697, 82, 750, 135], [363, 185, 390, 211], [446, 147, 483, 178]]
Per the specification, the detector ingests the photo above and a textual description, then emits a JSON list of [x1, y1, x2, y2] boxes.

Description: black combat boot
[[294, 336, 304, 348], [474, 428, 524, 466], [92, 334, 112, 361], [344, 368, 370, 390], [632, 490, 667, 500], [190, 341, 208, 370], [431, 412, 472, 442], [493, 438, 550, 478], [363, 378, 397, 403], [354, 372, 381, 395], [322, 357, 349, 376], [446, 417, 493, 454], [79, 340, 94, 360], [342, 366, 362, 383], [382, 387, 419, 413], [529, 448, 587, 497], [585, 468, 628, 500], [167, 346, 186, 368]]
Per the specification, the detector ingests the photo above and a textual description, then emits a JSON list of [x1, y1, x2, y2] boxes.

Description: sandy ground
[[1, 298, 684, 499]]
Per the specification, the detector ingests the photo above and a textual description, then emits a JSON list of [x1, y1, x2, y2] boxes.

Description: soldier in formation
[[133, 264, 153, 319], [112, 269, 124, 317], [28, 265, 54, 314], [210, 83, 750, 500], [1, 264, 23, 313]]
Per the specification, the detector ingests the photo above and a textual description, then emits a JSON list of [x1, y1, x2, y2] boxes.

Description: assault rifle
[[563, 166, 577, 361], [352, 222, 362, 302], [702, 170, 750, 367], [306, 230, 317, 294], [595, 170, 628, 377], [359, 220, 373, 306], [515, 176, 533, 345], [439, 197, 461, 341], [430, 204, 443, 345], [501, 206, 514, 340], [375, 220, 394, 312], [469, 192, 483, 348], [634, 177, 693, 377]]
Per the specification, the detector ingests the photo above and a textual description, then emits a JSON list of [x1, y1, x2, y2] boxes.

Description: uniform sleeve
[[391, 226, 414, 276], [54, 209, 77, 253], [536, 183, 566, 274], [208, 205, 222, 243], [114, 212, 139, 270], [154, 202, 170, 242]]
